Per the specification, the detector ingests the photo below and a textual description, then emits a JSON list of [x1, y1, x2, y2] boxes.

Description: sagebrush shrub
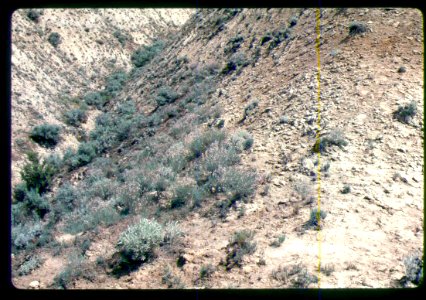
[[131, 40, 164, 68], [348, 21, 367, 36], [307, 208, 327, 229], [55, 183, 77, 212], [394, 101, 417, 124], [18, 255, 42, 276], [20, 151, 56, 194], [84, 92, 105, 109], [48, 32, 61, 47], [404, 253, 423, 285], [156, 86, 179, 106], [13, 182, 27, 202], [63, 109, 87, 127], [314, 129, 348, 153], [117, 218, 164, 262], [27, 10, 41, 22], [30, 123, 61, 148], [229, 130, 254, 152], [224, 230, 256, 270]]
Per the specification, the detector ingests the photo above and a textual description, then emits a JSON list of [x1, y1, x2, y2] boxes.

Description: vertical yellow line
[[315, 8, 322, 289]]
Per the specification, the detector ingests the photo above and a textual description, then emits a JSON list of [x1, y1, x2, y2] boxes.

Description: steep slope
[[11, 8, 423, 289], [11, 8, 193, 185]]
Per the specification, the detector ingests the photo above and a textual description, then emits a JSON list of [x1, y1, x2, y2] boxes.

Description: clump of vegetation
[[271, 263, 318, 288], [393, 101, 417, 124], [113, 30, 130, 46], [199, 263, 215, 281], [63, 108, 87, 127], [223, 230, 256, 270], [341, 184, 351, 194], [27, 9, 41, 22], [19, 151, 56, 195], [155, 86, 179, 106], [221, 52, 250, 75], [53, 252, 93, 289], [239, 100, 258, 123], [320, 263, 335, 276], [289, 16, 298, 27], [161, 265, 184, 288], [131, 39, 164, 68], [188, 129, 226, 159], [313, 129, 348, 153], [84, 92, 105, 109], [48, 32, 61, 48], [224, 35, 244, 54], [229, 130, 254, 152], [30, 123, 61, 148], [293, 180, 314, 202], [348, 21, 367, 36], [403, 252, 423, 286], [117, 218, 164, 263], [17, 255, 43, 276], [306, 208, 327, 229], [270, 234, 286, 248]]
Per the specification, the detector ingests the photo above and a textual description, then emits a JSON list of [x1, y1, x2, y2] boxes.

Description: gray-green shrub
[[30, 123, 61, 148]]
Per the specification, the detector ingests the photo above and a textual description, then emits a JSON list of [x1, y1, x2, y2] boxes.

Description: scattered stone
[[29, 281, 40, 289]]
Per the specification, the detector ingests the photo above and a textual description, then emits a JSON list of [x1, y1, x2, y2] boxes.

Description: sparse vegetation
[[270, 234, 286, 248], [161, 265, 184, 288], [320, 264, 335, 276], [199, 263, 215, 280], [30, 123, 61, 148], [224, 35, 244, 54], [17, 255, 43, 276], [271, 263, 318, 288]]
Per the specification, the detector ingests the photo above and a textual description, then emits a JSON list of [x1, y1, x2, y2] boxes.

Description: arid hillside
[[11, 8, 423, 289], [11, 8, 194, 185]]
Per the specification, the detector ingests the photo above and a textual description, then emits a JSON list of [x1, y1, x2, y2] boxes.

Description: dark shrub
[[104, 71, 127, 97], [224, 230, 256, 270], [30, 124, 61, 148], [224, 35, 244, 54], [48, 32, 61, 48], [27, 10, 41, 22], [84, 92, 105, 109], [349, 22, 367, 36], [113, 30, 129, 46], [156, 86, 179, 106], [20, 151, 56, 194], [55, 183, 77, 212], [393, 101, 417, 124], [13, 182, 27, 202], [25, 189, 50, 218], [131, 40, 164, 68], [63, 109, 87, 127], [313, 129, 348, 153], [307, 208, 327, 229], [404, 253, 423, 286]]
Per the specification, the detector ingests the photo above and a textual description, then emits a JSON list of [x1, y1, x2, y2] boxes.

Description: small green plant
[[393, 101, 417, 124], [348, 21, 367, 36], [341, 184, 351, 194], [224, 35, 244, 54], [307, 208, 327, 229], [221, 53, 250, 75], [199, 263, 215, 280], [20, 151, 56, 194], [30, 123, 61, 148], [229, 130, 254, 152], [313, 129, 348, 153], [271, 263, 318, 288], [224, 230, 256, 270], [113, 30, 129, 46], [48, 32, 61, 47], [161, 265, 184, 288], [270, 234, 286, 248], [320, 264, 335, 276]]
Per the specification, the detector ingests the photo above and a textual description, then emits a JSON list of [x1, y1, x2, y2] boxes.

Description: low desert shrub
[[30, 124, 61, 148], [224, 230, 256, 270]]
